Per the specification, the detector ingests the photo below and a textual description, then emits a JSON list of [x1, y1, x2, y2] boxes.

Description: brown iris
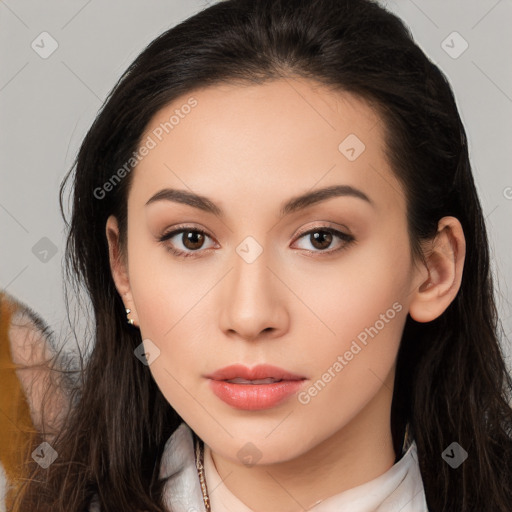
[[181, 230, 206, 250], [309, 230, 333, 250]]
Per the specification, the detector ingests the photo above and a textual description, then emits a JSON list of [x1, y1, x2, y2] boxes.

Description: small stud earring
[[126, 308, 135, 326]]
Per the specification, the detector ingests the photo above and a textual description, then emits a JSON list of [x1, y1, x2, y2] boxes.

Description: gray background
[[1, 1, 511, 367]]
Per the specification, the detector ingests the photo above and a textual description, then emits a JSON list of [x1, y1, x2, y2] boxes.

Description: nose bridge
[[231, 234, 273, 304], [219, 233, 287, 338]]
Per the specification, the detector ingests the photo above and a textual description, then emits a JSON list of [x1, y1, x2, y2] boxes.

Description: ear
[[106, 215, 139, 327], [408, 216, 466, 323]]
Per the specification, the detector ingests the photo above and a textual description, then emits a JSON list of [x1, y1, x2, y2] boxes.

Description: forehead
[[130, 78, 405, 217]]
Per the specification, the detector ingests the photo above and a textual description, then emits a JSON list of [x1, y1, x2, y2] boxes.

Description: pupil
[[311, 231, 332, 250], [184, 230, 204, 250]]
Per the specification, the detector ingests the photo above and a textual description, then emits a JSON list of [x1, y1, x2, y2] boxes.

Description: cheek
[[293, 236, 411, 406], [291, 228, 411, 349], [126, 238, 216, 412], [127, 225, 210, 339], [130, 268, 208, 419], [130, 267, 213, 398], [295, 291, 406, 429]]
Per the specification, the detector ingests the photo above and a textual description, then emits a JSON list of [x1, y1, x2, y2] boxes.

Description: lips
[[205, 364, 307, 411], [205, 364, 305, 382]]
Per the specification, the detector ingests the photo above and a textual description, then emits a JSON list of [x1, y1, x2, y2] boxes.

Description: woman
[[9, 0, 512, 510]]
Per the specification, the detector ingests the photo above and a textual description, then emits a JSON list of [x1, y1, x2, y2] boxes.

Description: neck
[[208, 380, 396, 512]]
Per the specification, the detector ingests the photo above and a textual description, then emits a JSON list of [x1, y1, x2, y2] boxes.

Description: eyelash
[[158, 224, 355, 259]]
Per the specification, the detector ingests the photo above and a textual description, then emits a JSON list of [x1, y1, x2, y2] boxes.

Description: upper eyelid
[[159, 222, 349, 238], [160, 224, 214, 241], [293, 222, 351, 237]]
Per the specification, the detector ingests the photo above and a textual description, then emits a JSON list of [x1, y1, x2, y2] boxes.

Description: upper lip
[[205, 364, 306, 381]]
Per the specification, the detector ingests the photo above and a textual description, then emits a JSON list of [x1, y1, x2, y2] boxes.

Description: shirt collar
[[159, 422, 429, 512]]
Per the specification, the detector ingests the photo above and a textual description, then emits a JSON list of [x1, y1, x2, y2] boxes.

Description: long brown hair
[[11, 0, 512, 510]]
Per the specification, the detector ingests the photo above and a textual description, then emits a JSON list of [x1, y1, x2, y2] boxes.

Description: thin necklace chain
[[194, 437, 211, 511]]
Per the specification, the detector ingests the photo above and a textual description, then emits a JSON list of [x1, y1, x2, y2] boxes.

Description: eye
[[292, 226, 355, 255], [158, 224, 355, 259], [158, 226, 216, 258]]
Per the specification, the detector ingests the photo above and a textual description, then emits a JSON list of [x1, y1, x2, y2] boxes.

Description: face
[[109, 78, 424, 466]]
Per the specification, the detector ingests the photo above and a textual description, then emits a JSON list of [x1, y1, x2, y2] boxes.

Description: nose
[[219, 245, 289, 342]]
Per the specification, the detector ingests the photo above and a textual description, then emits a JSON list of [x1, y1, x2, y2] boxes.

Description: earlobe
[[408, 216, 466, 323], [105, 215, 139, 326]]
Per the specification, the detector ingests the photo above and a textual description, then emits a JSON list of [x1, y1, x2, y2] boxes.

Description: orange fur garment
[[0, 291, 59, 509]]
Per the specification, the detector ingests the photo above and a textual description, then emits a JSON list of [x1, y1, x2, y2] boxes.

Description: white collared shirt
[[158, 422, 430, 512]]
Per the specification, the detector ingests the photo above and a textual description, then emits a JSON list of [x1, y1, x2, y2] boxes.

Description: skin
[[106, 77, 465, 512]]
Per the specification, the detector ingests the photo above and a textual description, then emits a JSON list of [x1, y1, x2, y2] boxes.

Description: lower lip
[[208, 379, 306, 410]]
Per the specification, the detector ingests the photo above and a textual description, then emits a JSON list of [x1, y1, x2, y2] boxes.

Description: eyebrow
[[145, 184, 373, 218]]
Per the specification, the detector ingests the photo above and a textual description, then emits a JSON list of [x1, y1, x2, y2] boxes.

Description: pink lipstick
[[205, 364, 306, 411]]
